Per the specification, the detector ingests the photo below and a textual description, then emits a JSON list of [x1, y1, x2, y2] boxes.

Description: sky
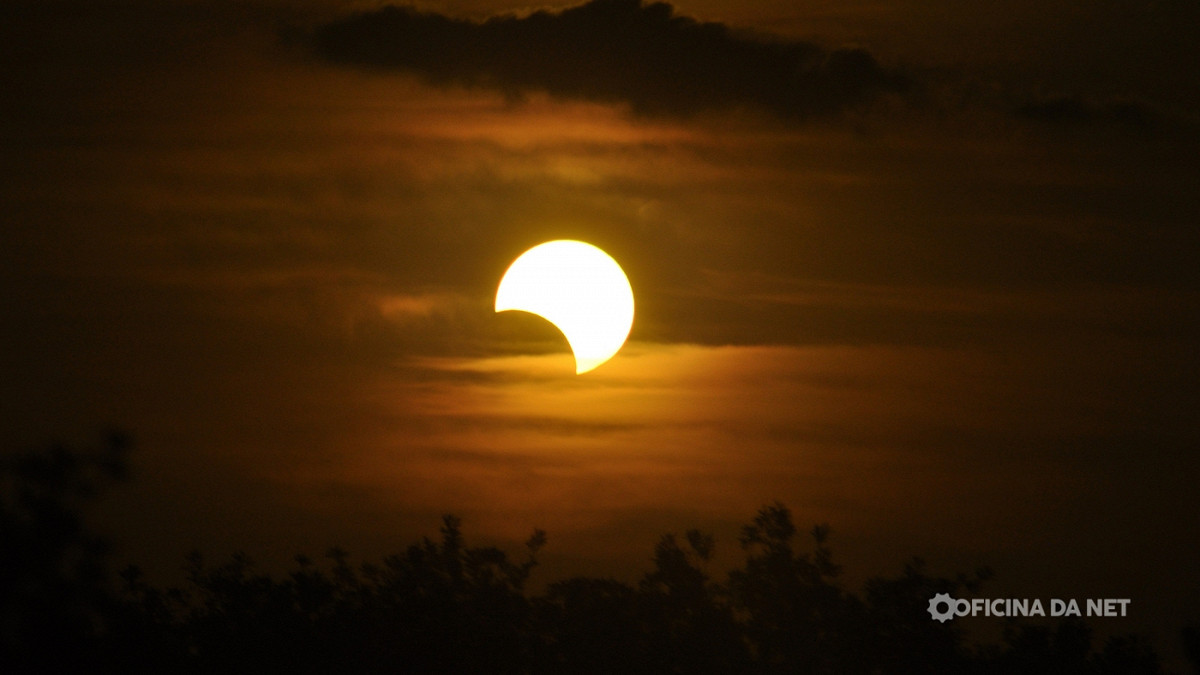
[[3, 0, 1199, 666]]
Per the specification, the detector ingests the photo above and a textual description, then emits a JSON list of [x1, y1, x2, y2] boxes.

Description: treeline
[[2, 436, 1193, 674]]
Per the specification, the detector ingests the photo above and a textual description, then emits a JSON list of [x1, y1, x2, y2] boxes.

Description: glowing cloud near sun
[[495, 240, 634, 374]]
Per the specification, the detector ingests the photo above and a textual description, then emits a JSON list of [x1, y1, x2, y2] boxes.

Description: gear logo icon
[[928, 592, 957, 622]]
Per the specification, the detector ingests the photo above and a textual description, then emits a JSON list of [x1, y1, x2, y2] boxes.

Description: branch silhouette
[[2, 437, 1183, 674]]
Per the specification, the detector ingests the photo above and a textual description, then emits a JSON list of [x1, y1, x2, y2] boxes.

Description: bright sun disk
[[495, 240, 634, 374]]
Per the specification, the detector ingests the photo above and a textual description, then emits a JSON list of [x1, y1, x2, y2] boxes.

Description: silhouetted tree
[[125, 515, 546, 674], [535, 577, 648, 674], [2, 438, 1180, 674], [0, 432, 129, 673], [992, 619, 1163, 675], [859, 557, 988, 674], [637, 531, 750, 674], [996, 619, 1095, 675], [728, 503, 865, 674], [1183, 623, 1200, 675], [1093, 633, 1164, 675]]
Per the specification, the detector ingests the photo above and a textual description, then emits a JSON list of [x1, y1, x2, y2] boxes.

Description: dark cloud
[[1014, 95, 1159, 130], [312, 0, 907, 120]]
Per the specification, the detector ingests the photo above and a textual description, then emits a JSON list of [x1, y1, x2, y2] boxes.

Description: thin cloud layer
[[1014, 95, 1159, 130], [312, 0, 907, 120]]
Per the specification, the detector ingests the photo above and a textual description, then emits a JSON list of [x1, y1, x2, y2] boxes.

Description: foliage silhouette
[[0, 432, 130, 672], [1, 437, 1187, 674]]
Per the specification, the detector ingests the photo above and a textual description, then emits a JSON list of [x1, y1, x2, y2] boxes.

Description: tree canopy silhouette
[[1, 433, 130, 672], [1, 437, 1187, 674]]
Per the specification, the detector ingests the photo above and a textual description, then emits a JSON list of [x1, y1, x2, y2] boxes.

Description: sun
[[495, 240, 634, 374]]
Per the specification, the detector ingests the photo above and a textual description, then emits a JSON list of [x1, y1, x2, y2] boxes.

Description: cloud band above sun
[[312, 0, 908, 121]]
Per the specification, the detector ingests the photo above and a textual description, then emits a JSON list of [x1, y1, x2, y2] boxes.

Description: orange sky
[[3, 0, 1198, 668]]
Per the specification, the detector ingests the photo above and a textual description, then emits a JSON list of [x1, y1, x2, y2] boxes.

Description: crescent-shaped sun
[[495, 240, 634, 374]]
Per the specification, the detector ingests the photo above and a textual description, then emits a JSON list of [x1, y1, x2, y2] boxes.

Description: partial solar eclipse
[[495, 240, 634, 374]]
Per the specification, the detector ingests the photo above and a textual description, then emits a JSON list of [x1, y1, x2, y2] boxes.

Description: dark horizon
[[3, 436, 1195, 673]]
